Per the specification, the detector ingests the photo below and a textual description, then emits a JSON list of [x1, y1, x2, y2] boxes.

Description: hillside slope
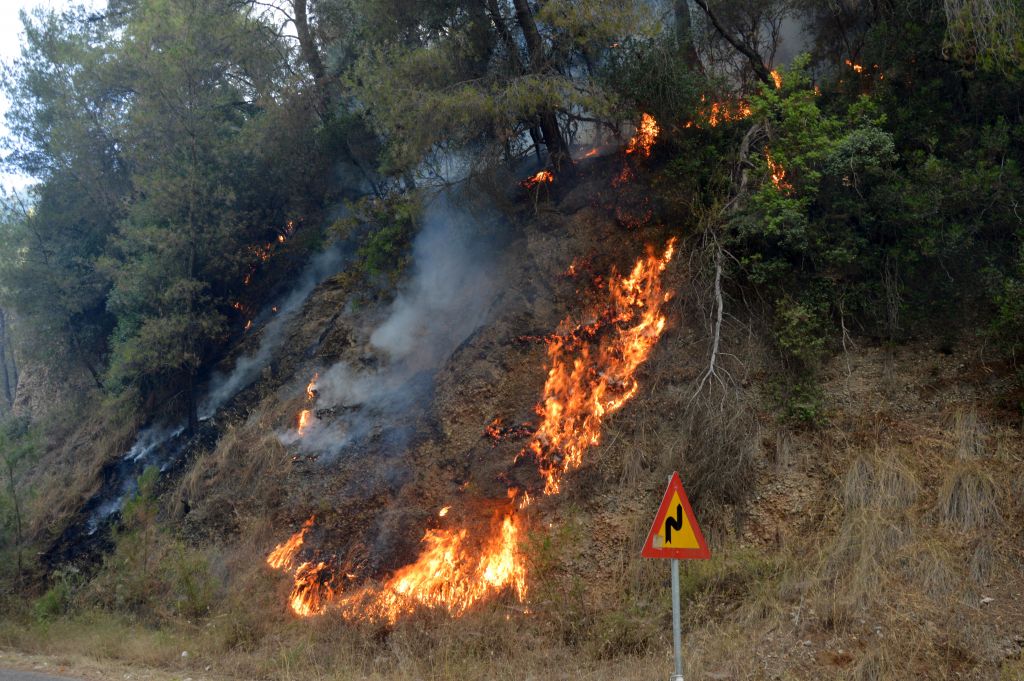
[[4, 154, 1021, 680]]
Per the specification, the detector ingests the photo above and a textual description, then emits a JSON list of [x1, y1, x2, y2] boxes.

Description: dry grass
[[934, 464, 1002, 531], [25, 389, 144, 539], [172, 402, 291, 529], [0, 605, 677, 681], [949, 406, 988, 460]]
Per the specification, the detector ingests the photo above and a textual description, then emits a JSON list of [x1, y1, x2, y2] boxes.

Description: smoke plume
[[201, 244, 348, 418], [289, 194, 503, 458]]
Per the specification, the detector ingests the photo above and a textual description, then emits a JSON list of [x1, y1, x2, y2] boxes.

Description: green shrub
[[332, 193, 422, 285], [32, 568, 80, 621]]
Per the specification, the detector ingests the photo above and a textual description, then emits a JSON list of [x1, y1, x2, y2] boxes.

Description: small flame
[[685, 96, 752, 129], [845, 59, 865, 74], [438, 506, 450, 517], [266, 516, 315, 570], [295, 372, 319, 437], [612, 165, 634, 187], [521, 170, 554, 189], [297, 409, 312, 435], [765, 149, 793, 193], [583, 147, 599, 158], [771, 70, 782, 89], [625, 113, 659, 157], [244, 320, 253, 331]]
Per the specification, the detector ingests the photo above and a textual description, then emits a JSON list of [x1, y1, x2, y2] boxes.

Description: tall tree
[[103, 0, 283, 431], [339, 0, 656, 179], [0, 8, 130, 388]]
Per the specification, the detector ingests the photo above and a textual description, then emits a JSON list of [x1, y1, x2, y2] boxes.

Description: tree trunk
[[293, 0, 331, 115], [0, 309, 12, 409], [486, 0, 524, 73], [511, 0, 570, 168], [674, 0, 704, 72], [187, 371, 198, 435]]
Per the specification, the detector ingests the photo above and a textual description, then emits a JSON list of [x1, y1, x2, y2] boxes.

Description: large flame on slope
[[524, 239, 677, 494], [268, 239, 677, 619], [335, 510, 527, 623]]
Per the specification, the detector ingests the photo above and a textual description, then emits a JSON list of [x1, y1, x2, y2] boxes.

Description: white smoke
[[291, 193, 502, 457], [201, 244, 348, 418]]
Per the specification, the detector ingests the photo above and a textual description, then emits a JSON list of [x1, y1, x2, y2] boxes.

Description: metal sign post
[[671, 558, 684, 681], [641, 472, 710, 681]]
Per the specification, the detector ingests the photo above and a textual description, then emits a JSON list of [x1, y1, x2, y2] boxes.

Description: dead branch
[[692, 0, 774, 85], [692, 122, 764, 405]]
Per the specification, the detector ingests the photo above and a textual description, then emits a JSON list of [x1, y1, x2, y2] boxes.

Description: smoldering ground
[[280, 192, 508, 466]]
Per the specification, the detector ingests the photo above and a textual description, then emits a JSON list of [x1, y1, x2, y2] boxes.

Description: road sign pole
[[671, 558, 684, 681], [642, 472, 708, 681]]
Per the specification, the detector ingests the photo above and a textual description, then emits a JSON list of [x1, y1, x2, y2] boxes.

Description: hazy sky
[[0, 1, 102, 194]]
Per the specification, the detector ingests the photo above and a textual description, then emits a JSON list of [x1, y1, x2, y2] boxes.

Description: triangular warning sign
[[641, 472, 710, 559]]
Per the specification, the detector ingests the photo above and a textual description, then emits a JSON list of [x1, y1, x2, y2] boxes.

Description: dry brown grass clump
[[172, 402, 292, 532], [934, 464, 1002, 531], [949, 406, 988, 460]]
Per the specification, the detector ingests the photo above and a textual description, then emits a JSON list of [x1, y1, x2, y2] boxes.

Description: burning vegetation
[[295, 372, 318, 437], [520, 169, 554, 189], [625, 113, 659, 157], [523, 239, 677, 495], [765, 149, 793, 193], [266, 237, 678, 620], [683, 95, 753, 129]]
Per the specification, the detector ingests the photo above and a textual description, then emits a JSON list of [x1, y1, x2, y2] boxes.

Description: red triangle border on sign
[[641, 471, 711, 560]]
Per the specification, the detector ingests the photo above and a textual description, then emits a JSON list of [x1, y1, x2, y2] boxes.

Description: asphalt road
[[0, 671, 82, 681]]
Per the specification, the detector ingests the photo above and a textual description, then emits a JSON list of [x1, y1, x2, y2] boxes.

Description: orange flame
[[612, 164, 634, 187], [295, 372, 319, 437], [290, 561, 335, 617], [525, 239, 676, 494], [521, 170, 554, 189], [625, 113, 659, 157], [337, 510, 527, 622], [765, 149, 793, 193], [267, 240, 678, 620], [266, 516, 315, 570], [845, 59, 865, 73], [771, 70, 782, 90], [297, 409, 312, 435], [685, 96, 752, 129]]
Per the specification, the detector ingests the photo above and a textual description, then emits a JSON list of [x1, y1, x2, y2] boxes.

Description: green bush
[[333, 193, 422, 285], [32, 568, 80, 621]]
